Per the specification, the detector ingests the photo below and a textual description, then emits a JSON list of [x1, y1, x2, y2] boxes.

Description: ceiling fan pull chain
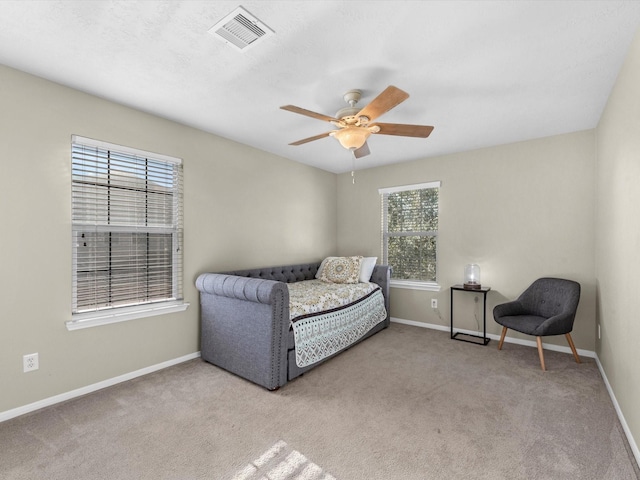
[[351, 155, 356, 184]]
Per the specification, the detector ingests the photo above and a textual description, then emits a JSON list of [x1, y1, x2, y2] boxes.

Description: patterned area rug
[[229, 441, 336, 480]]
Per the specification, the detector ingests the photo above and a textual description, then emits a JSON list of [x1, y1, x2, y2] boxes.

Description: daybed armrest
[[371, 265, 391, 324], [196, 273, 285, 304], [195, 273, 290, 390]]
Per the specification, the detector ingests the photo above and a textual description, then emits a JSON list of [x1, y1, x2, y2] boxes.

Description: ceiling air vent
[[208, 6, 274, 52]]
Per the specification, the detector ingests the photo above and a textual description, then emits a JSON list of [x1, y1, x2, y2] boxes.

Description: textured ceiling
[[0, 1, 639, 173]]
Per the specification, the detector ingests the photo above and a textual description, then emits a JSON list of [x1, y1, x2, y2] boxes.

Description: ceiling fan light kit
[[280, 85, 433, 159], [330, 126, 371, 150]]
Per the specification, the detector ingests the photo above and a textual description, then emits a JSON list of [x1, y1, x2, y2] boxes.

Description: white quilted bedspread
[[287, 279, 378, 321]]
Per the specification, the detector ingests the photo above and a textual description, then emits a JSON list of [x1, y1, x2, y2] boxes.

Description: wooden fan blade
[[280, 105, 339, 123], [356, 86, 409, 122], [353, 142, 370, 158], [371, 123, 434, 138], [288, 131, 334, 146]]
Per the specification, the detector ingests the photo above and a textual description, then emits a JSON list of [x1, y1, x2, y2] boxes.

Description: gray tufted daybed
[[195, 261, 391, 390]]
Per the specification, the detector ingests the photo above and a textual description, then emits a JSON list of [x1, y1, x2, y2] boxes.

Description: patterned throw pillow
[[319, 256, 363, 284]]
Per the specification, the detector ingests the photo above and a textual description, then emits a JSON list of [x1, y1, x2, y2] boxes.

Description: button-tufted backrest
[[518, 277, 581, 319], [224, 263, 320, 283]]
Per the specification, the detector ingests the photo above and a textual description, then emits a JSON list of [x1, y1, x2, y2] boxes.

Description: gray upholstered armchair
[[493, 277, 581, 371]]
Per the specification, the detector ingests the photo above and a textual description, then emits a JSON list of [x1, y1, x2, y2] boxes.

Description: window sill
[[67, 301, 189, 331], [390, 280, 441, 292]]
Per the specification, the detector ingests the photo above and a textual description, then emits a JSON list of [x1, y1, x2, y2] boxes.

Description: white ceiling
[[0, 1, 639, 174]]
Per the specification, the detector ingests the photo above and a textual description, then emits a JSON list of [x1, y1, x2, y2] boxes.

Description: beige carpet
[[1, 322, 638, 480]]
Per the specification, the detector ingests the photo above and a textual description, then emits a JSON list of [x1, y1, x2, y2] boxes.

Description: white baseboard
[[391, 317, 639, 466], [0, 352, 201, 423], [4, 330, 638, 472], [390, 317, 596, 358], [595, 355, 640, 467]]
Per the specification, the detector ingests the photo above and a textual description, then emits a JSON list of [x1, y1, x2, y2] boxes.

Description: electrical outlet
[[431, 299, 438, 309], [23, 353, 39, 373]]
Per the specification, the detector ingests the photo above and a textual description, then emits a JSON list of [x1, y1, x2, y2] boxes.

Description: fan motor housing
[[336, 89, 364, 123], [335, 107, 360, 120]]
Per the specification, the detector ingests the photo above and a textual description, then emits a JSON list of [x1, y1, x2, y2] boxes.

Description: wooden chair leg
[[498, 326, 507, 350], [565, 333, 581, 364], [536, 336, 546, 371]]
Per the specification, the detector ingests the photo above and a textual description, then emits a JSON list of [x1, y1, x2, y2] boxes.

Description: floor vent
[[208, 6, 274, 52]]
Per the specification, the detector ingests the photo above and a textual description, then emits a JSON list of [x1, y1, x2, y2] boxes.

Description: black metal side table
[[450, 284, 491, 346]]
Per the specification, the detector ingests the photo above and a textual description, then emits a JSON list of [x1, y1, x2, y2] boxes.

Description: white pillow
[[359, 257, 377, 283]]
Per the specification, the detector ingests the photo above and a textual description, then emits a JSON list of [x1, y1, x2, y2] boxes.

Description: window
[[68, 135, 187, 330], [379, 181, 440, 291]]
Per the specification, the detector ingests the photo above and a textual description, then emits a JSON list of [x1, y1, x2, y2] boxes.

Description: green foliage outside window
[[384, 187, 438, 282]]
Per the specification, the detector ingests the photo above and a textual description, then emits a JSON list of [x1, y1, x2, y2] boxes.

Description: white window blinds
[[380, 182, 440, 283], [71, 136, 184, 316]]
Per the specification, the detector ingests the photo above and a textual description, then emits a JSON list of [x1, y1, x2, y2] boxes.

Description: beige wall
[[0, 65, 337, 412], [337, 131, 596, 350], [3, 27, 639, 462], [595, 28, 640, 458]]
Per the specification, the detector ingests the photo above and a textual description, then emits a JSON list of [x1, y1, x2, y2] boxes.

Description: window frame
[[67, 135, 188, 331], [379, 181, 441, 292]]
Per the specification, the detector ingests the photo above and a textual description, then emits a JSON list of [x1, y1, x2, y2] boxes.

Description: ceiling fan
[[280, 85, 434, 159]]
